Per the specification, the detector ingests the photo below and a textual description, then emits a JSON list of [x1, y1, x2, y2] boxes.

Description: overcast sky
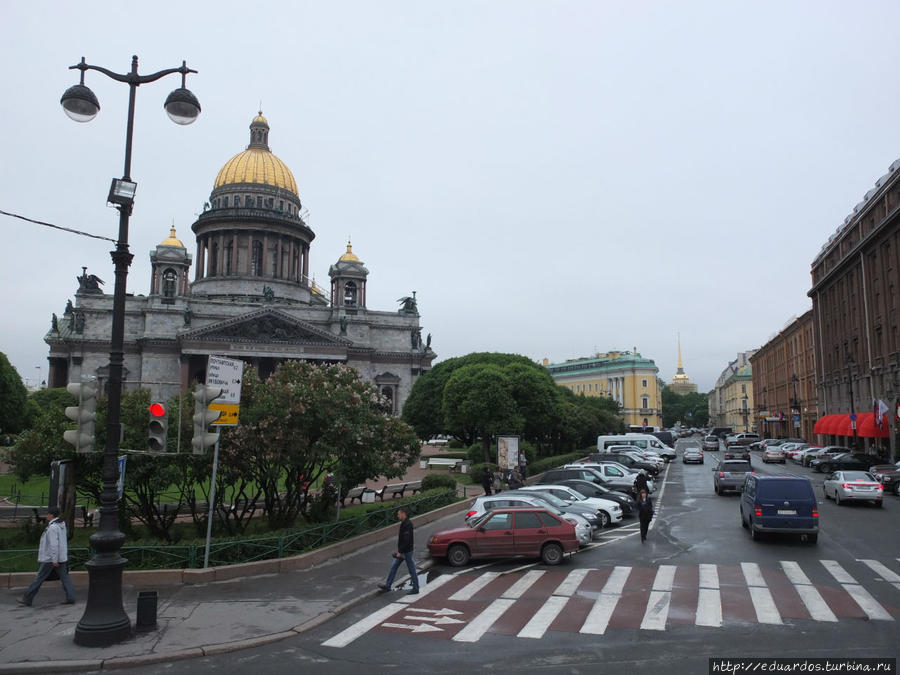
[[2, 2, 899, 393]]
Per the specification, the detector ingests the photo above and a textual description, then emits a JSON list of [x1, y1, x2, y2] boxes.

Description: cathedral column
[[275, 236, 282, 279], [230, 231, 238, 276], [218, 232, 225, 277], [302, 243, 309, 284], [196, 237, 205, 281], [262, 233, 269, 276]]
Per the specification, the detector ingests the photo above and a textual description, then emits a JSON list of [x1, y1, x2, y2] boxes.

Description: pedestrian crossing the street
[[321, 558, 899, 648]]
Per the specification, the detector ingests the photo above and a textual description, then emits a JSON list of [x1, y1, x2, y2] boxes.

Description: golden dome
[[160, 226, 184, 247], [213, 113, 299, 195], [339, 240, 360, 262]]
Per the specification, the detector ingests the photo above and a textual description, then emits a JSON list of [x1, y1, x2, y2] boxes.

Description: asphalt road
[[110, 436, 900, 674]]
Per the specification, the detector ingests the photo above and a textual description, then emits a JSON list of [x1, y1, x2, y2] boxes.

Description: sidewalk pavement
[[0, 497, 477, 674]]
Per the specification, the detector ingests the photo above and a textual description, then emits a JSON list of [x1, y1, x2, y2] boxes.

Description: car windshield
[[830, 453, 850, 461], [841, 471, 876, 481]]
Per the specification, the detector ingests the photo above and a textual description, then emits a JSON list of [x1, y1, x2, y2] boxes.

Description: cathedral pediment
[[182, 309, 351, 346]]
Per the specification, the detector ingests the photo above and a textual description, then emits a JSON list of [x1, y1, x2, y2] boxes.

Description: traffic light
[[63, 380, 98, 453], [192, 384, 223, 454], [147, 401, 169, 452]]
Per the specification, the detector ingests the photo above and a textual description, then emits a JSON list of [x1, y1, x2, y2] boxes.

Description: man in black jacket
[[378, 508, 420, 595]]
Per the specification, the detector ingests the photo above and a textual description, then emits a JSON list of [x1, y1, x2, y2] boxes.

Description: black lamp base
[[73, 556, 131, 647]]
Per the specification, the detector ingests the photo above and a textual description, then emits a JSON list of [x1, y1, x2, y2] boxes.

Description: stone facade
[[45, 114, 434, 413]]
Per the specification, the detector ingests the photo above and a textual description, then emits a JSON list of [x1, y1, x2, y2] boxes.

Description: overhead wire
[[0, 208, 117, 243]]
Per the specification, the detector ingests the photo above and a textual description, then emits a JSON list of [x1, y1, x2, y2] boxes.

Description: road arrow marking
[[403, 615, 464, 625], [405, 607, 463, 616], [382, 622, 444, 633]]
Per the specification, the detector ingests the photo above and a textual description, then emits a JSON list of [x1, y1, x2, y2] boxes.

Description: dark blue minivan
[[740, 476, 818, 544]]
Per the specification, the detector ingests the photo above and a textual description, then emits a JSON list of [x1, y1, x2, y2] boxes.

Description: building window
[[741, 384, 746, 393], [344, 280, 358, 306], [162, 268, 176, 303], [251, 241, 263, 276], [642, 379, 648, 387], [257, 196, 263, 208], [223, 196, 229, 207], [641, 396, 649, 409]]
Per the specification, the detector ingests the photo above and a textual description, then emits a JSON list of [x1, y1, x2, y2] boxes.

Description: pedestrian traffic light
[[147, 401, 169, 452], [63, 380, 98, 453], [192, 384, 223, 454]]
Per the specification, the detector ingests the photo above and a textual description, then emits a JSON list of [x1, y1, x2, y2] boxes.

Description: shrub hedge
[[421, 474, 459, 491], [528, 450, 590, 476]]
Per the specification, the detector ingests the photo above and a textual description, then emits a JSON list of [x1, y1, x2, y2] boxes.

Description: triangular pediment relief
[[182, 309, 351, 346]]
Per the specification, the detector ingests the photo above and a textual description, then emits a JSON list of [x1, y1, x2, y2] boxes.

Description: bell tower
[[150, 226, 192, 304], [329, 239, 369, 311]]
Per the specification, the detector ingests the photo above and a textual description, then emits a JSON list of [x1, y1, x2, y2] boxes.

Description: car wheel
[[874, 500, 883, 508], [447, 543, 471, 567], [598, 511, 610, 528], [714, 484, 720, 495], [750, 520, 760, 541], [835, 493, 842, 506], [541, 542, 564, 566], [820, 464, 831, 474], [741, 507, 748, 528], [805, 533, 818, 544], [824, 487, 830, 500]]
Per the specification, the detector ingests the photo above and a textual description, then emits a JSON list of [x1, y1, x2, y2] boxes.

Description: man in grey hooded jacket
[[17, 507, 75, 606]]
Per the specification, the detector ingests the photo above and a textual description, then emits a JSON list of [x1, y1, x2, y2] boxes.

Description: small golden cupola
[[160, 226, 184, 248], [330, 238, 369, 310]]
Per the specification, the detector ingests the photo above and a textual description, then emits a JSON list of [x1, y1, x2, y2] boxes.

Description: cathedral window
[[257, 196, 263, 208], [344, 281, 357, 306], [162, 268, 177, 304], [251, 241, 263, 276], [223, 196, 229, 207], [225, 242, 233, 275]]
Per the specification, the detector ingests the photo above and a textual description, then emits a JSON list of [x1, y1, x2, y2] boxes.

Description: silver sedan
[[823, 471, 884, 507]]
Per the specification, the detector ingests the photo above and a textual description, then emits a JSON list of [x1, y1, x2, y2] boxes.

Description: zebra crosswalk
[[321, 558, 899, 648]]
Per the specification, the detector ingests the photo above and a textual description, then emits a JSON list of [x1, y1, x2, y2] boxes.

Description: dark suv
[[739, 476, 818, 543]]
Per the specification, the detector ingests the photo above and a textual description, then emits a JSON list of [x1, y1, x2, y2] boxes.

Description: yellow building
[[723, 364, 754, 432], [543, 350, 662, 429]]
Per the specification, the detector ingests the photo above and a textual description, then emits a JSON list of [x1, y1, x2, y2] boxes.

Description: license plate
[[777, 509, 797, 515]]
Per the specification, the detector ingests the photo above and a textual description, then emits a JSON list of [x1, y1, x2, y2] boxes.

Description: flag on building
[[874, 398, 889, 429]]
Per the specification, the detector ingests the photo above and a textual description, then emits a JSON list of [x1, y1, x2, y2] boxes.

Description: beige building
[[709, 351, 757, 430], [544, 349, 662, 429]]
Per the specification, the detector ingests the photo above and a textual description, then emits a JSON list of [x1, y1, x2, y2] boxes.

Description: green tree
[[442, 363, 523, 463], [222, 361, 420, 529], [661, 387, 710, 427], [0, 352, 27, 435]]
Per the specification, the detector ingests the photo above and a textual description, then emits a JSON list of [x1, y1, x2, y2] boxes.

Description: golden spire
[[677, 334, 684, 373]]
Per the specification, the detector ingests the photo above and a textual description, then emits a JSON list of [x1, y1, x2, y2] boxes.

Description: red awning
[[813, 412, 888, 438]]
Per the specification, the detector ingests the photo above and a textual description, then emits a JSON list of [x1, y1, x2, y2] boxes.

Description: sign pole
[[203, 436, 221, 569]]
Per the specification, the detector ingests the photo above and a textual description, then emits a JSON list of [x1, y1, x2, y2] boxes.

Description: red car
[[428, 507, 579, 567]]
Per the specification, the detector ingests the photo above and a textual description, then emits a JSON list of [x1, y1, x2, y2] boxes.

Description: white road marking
[[698, 564, 719, 590], [858, 559, 900, 591], [405, 607, 463, 616], [518, 595, 569, 639], [448, 572, 499, 601], [501, 570, 544, 599], [741, 563, 781, 625], [779, 561, 837, 623], [452, 598, 517, 642], [398, 572, 455, 604], [381, 621, 443, 633], [321, 602, 406, 648], [554, 568, 592, 596], [402, 615, 464, 625], [695, 588, 722, 627], [821, 561, 893, 621], [580, 566, 631, 635], [653, 565, 677, 591], [640, 591, 671, 631]]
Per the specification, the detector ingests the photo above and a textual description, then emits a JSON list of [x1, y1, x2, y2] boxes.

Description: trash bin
[[136, 590, 158, 632], [419, 458, 428, 469], [361, 490, 376, 504]]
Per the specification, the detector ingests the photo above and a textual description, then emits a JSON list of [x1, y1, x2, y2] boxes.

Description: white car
[[566, 463, 655, 493], [464, 494, 593, 545], [519, 485, 624, 526], [823, 471, 884, 507]]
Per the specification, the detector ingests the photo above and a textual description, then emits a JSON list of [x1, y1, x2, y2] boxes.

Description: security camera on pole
[[194, 356, 243, 568]]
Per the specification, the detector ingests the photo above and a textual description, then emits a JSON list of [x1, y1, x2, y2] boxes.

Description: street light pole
[[60, 55, 199, 647]]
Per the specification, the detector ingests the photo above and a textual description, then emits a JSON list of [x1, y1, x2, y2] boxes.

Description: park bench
[[374, 480, 423, 501], [341, 486, 368, 505], [427, 457, 462, 470]]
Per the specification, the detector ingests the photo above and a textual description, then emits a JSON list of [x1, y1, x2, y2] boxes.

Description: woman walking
[[637, 488, 654, 544]]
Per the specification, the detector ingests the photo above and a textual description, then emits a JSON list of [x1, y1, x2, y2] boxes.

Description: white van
[[596, 434, 676, 461]]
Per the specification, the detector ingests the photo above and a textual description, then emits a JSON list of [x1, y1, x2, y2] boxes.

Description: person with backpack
[[17, 507, 75, 606]]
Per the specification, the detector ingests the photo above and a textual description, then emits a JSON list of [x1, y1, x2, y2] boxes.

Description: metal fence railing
[[0, 489, 458, 573]]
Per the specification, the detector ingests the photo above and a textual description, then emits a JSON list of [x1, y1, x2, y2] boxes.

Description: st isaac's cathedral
[[45, 113, 435, 413]]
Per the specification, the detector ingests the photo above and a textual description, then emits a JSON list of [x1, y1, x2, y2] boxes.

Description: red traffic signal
[[149, 402, 166, 418]]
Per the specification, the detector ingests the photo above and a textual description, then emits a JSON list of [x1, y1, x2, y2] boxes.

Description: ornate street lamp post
[[60, 55, 200, 647], [790, 374, 801, 440], [845, 353, 859, 453]]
